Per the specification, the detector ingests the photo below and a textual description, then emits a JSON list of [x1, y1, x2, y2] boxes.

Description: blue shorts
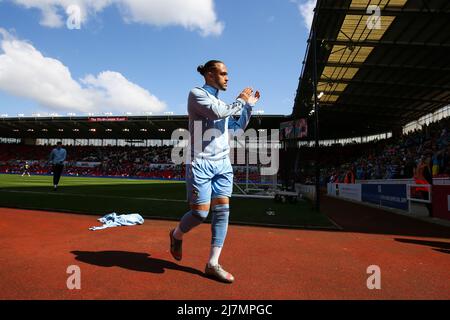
[[186, 157, 233, 205]]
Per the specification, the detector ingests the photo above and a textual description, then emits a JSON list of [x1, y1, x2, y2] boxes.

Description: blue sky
[[0, 0, 314, 117]]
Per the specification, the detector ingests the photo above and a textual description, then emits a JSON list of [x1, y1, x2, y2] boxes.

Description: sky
[[0, 0, 315, 117]]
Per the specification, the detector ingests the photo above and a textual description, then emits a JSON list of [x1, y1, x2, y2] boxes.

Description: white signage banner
[[328, 183, 362, 202]]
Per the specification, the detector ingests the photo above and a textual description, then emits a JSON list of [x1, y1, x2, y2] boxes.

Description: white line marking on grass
[[0, 189, 186, 202]]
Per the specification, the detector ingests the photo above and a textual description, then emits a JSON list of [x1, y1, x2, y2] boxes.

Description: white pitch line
[[0, 189, 186, 203]]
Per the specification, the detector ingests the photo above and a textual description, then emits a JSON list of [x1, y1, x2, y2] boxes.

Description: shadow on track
[[71, 250, 207, 277], [394, 238, 450, 254]]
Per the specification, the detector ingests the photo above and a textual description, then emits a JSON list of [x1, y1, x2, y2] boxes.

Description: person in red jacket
[[414, 155, 433, 215], [344, 165, 355, 184]]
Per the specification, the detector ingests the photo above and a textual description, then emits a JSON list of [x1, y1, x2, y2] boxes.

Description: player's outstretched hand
[[248, 90, 260, 105]]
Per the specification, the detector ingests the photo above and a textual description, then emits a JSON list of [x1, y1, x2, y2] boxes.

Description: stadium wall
[[327, 182, 450, 222], [432, 185, 450, 221], [358, 178, 450, 185]]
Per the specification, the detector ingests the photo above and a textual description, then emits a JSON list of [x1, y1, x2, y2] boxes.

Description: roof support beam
[[320, 61, 450, 72], [319, 92, 450, 105], [319, 102, 426, 113], [319, 78, 450, 90], [318, 7, 450, 16], [318, 39, 450, 48], [318, 108, 410, 121]]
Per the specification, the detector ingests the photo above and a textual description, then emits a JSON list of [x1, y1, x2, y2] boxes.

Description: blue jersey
[[187, 84, 253, 162]]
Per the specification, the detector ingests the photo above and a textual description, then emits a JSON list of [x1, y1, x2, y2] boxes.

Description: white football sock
[[208, 246, 222, 266]]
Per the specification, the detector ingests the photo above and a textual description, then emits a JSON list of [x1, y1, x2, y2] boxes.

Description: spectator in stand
[[441, 146, 450, 175], [344, 165, 355, 184], [403, 155, 416, 179], [432, 149, 441, 177], [328, 171, 337, 183], [414, 155, 433, 215]]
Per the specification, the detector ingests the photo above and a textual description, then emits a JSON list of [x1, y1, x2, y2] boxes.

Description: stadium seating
[[0, 144, 259, 182], [1, 117, 448, 184], [0, 145, 185, 180], [296, 117, 450, 184]]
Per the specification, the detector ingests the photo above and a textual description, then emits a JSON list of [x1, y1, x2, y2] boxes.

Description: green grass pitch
[[0, 174, 334, 228]]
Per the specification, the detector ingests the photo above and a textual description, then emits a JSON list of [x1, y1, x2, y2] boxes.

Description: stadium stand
[[283, 0, 450, 219], [0, 143, 267, 182], [295, 116, 449, 185], [0, 145, 185, 179], [0, 114, 283, 183]]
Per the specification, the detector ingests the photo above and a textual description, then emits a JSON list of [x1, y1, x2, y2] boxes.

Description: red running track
[[0, 197, 449, 300]]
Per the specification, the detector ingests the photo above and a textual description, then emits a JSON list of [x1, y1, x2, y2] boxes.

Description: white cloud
[[81, 71, 166, 114], [0, 29, 166, 114], [291, 0, 316, 30], [40, 5, 65, 27], [10, 0, 224, 36]]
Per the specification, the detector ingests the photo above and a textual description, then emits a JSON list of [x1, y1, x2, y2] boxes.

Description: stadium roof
[[293, 0, 450, 139], [0, 115, 287, 140]]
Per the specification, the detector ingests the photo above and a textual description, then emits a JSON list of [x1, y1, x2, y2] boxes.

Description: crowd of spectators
[[296, 117, 450, 185], [0, 144, 261, 182], [0, 145, 185, 180], [1, 117, 448, 184]]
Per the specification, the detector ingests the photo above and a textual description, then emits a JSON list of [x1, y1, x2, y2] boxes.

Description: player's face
[[209, 63, 228, 91]]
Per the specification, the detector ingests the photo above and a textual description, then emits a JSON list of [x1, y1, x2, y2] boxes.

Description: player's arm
[[228, 91, 260, 133], [189, 87, 253, 120], [228, 105, 252, 133]]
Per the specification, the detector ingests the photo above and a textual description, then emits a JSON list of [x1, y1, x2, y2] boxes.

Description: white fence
[[327, 183, 362, 202], [327, 182, 432, 216], [358, 178, 450, 185], [295, 184, 316, 201]]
